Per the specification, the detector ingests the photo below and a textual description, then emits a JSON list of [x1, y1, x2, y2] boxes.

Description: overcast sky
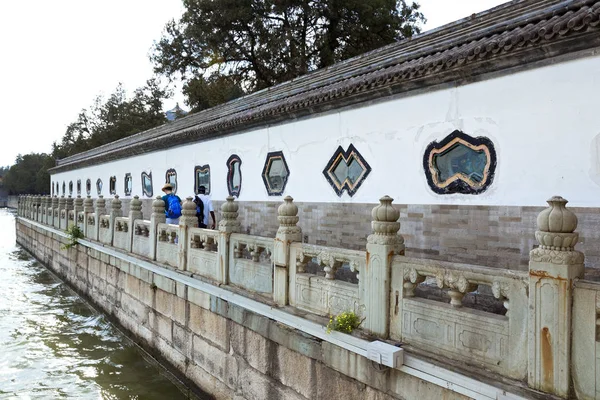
[[0, 0, 507, 167]]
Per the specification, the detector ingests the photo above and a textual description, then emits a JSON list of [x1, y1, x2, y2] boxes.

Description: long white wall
[[51, 53, 600, 207]]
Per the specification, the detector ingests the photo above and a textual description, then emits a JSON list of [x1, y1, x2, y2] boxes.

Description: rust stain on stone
[[530, 269, 565, 280], [541, 326, 554, 390]]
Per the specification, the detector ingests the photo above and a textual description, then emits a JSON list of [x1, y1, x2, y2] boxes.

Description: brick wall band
[[107, 198, 600, 271]]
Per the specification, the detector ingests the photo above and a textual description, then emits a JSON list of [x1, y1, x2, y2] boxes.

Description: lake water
[[0, 208, 197, 399]]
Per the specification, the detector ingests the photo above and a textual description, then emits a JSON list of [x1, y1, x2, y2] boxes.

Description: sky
[[0, 0, 507, 167]]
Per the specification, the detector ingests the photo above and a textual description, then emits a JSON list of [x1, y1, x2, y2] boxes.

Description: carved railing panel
[[113, 217, 130, 251], [228, 234, 274, 295], [156, 223, 179, 268], [391, 256, 528, 380], [132, 220, 151, 258], [187, 227, 219, 279], [76, 211, 85, 233], [289, 243, 364, 317], [98, 215, 112, 245]]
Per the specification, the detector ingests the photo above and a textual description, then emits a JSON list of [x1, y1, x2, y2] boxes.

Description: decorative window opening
[[124, 173, 132, 196], [226, 155, 242, 197], [62, 182, 66, 195], [55, 182, 59, 196], [96, 179, 103, 195], [86, 179, 91, 195], [76, 179, 81, 195], [51, 182, 54, 196], [194, 165, 211, 194], [261, 151, 289, 196], [141, 172, 153, 197], [109, 176, 116, 195], [68, 181, 73, 195], [165, 169, 178, 194], [424, 130, 497, 195], [323, 144, 371, 197]]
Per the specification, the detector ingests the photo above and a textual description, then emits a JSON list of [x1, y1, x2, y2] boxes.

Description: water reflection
[[0, 208, 195, 399]]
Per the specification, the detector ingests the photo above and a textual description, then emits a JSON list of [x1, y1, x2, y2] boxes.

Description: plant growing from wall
[[62, 225, 84, 250], [326, 310, 364, 334]]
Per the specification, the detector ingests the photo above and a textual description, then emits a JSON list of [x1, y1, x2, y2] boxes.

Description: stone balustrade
[[14, 193, 597, 399]]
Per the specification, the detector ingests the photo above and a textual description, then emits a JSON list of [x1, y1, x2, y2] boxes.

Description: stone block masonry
[[15, 220, 473, 400]]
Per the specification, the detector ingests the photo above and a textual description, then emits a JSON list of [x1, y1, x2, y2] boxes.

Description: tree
[[3, 153, 54, 195], [151, 0, 425, 109], [52, 79, 171, 159]]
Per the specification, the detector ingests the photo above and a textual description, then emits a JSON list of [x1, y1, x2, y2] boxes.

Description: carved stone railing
[[390, 256, 528, 380], [132, 220, 151, 258], [187, 227, 219, 280], [288, 242, 365, 317], [572, 280, 600, 399], [98, 215, 112, 245], [156, 223, 179, 268], [228, 234, 274, 296], [113, 216, 130, 251], [76, 211, 85, 232]]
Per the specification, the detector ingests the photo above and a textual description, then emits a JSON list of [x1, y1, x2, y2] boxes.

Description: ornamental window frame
[[96, 179, 103, 196], [68, 181, 73, 195], [124, 173, 132, 196], [86, 179, 91, 195], [109, 176, 117, 195], [194, 164, 211, 195], [226, 155, 242, 197], [62, 182, 66, 195], [322, 144, 371, 197], [165, 169, 178, 194], [51, 182, 54, 196], [76, 179, 81, 195], [141, 172, 153, 197], [423, 130, 497, 195], [261, 151, 290, 196]]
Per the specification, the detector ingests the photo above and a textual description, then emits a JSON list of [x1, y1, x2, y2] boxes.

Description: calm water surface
[[0, 208, 194, 399]]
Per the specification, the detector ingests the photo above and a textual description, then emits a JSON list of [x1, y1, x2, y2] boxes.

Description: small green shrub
[[62, 225, 84, 250], [326, 310, 364, 334]]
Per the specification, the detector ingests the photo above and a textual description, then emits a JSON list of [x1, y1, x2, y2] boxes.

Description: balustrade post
[[26, 195, 31, 219], [17, 196, 21, 217], [528, 196, 584, 397], [93, 196, 107, 241], [178, 197, 198, 270], [65, 196, 74, 229], [217, 196, 240, 284], [365, 195, 405, 337], [58, 196, 66, 230], [150, 196, 166, 260], [82, 196, 94, 237], [40, 196, 46, 224], [128, 196, 143, 252], [51, 196, 59, 229], [73, 195, 83, 230], [109, 195, 122, 246], [33, 195, 40, 222], [273, 196, 301, 306]]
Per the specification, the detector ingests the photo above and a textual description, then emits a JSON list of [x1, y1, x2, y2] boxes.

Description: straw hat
[[161, 183, 173, 192]]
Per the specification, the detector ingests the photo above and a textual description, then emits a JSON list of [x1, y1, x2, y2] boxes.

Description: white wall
[[51, 54, 600, 207]]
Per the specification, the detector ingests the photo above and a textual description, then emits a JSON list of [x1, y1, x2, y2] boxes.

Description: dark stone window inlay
[[68, 181, 73, 195], [56, 182, 59, 196], [51, 182, 54, 196], [424, 130, 497, 195], [86, 179, 91, 195], [194, 165, 210, 195], [165, 169, 178, 194], [109, 176, 116, 195], [62, 182, 66, 195], [226, 155, 242, 197], [323, 144, 371, 197], [124, 173, 132, 196], [261, 151, 289, 196], [76, 179, 81, 195], [96, 179, 103, 196], [141, 172, 153, 197]]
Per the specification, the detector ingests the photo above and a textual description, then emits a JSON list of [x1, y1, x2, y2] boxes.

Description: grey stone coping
[[50, 0, 600, 173]]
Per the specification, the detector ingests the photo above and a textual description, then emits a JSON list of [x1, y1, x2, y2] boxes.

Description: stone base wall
[[15, 219, 470, 400], [120, 198, 600, 270]]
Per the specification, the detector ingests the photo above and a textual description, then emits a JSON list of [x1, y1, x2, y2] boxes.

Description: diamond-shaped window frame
[[323, 144, 371, 197], [423, 130, 497, 195], [261, 151, 290, 196]]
